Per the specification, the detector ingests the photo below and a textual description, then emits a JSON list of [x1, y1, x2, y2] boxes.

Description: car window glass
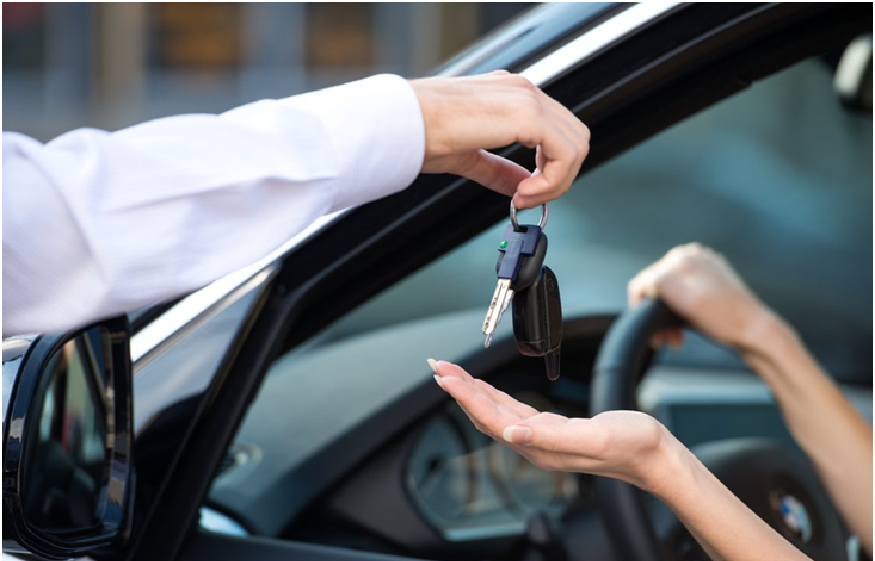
[[133, 284, 263, 434], [305, 57, 873, 382]]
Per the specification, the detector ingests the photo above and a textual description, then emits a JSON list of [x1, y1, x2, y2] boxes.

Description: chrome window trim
[[521, 2, 680, 86], [130, 212, 343, 364], [132, 1, 681, 362]]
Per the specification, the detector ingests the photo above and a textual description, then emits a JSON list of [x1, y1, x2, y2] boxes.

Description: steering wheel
[[589, 299, 849, 561]]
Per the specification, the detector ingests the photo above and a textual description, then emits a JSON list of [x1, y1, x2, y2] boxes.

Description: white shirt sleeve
[[2, 74, 425, 337]]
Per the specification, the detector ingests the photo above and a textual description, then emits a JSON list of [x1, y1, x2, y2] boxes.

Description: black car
[[3, 3, 872, 561]]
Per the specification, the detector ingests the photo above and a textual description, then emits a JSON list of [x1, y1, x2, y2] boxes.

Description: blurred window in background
[[306, 3, 375, 70], [149, 2, 243, 71], [3, 2, 46, 72], [3, 3, 533, 141], [2, 2, 93, 140]]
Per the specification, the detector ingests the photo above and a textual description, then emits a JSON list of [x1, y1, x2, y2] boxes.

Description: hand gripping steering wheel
[[588, 299, 849, 561]]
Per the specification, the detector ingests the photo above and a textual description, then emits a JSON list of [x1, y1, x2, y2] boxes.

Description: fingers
[[428, 358, 669, 484], [626, 243, 771, 351], [650, 328, 685, 350], [628, 264, 658, 308], [627, 243, 707, 307], [535, 145, 546, 173], [516, 86, 589, 208], [412, 72, 590, 208], [430, 360, 535, 416], [628, 249, 693, 349], [428, 359, 606, 467], [428, 360, 528, 438], [473, 379, 539, 419], [452, 150, 532, 197], [429, 359, 471, 383], [443, 378, 521, 438], [513, 88, 589, 208]]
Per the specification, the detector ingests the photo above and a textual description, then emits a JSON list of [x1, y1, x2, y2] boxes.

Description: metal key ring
[[510, 202, 548, 232]]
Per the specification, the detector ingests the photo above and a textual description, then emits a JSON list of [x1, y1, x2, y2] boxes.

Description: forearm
[[648, 429, 812, 561], [740, 314, 873, 553], [2, 75, 424, 336]]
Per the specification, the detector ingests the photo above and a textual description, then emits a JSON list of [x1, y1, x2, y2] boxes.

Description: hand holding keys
[[481, 203, 563, 380]]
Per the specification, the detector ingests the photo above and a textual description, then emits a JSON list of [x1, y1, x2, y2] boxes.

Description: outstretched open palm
[[430, 360, 673, 491]]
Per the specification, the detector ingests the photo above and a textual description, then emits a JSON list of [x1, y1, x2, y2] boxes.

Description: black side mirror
[[3, 316, 134, 560]]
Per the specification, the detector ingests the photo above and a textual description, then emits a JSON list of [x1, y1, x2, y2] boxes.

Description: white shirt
[[2, 74, 425, 337]]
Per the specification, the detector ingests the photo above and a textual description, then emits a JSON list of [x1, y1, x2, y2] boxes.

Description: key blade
[[492, 288, 513, 329], [482, 280, 509, 336], [499, 287, 514, 315], [482, 282, 505, 332], [484, 287, 514, 347]]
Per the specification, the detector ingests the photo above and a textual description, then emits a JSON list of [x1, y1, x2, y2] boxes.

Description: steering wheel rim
[[588, 299, 849, 561], [590, 299, 681, 561]]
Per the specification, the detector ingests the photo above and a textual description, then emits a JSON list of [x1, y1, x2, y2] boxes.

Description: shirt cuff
[[286, 74, 426, 211]]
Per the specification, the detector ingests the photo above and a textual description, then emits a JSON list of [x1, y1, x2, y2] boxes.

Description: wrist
[[737, 308, 832, 404], [635, 423, 693, 497], [734, 307, 792, 359]]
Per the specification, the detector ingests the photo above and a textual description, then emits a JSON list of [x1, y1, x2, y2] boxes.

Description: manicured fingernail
[[503, 426, 532, 445], [427, 358, 439, 373], [433, 374, 444, 389]]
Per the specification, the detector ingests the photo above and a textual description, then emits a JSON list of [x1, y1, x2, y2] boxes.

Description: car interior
[[183, 52, 872, 561]]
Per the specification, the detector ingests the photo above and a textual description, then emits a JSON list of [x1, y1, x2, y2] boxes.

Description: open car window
[[300, 56, 872, 384], [200, 53, 871, 545]]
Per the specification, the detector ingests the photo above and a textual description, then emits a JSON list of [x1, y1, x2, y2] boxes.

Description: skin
[[409, 71, 591, 209], [429, 243, 872, 560], [629, 243, 873, 556], [429, 360, 809, 561]]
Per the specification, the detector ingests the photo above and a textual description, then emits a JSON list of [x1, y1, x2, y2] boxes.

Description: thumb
[[504, 417, 605, 455], [503, 414, 570, 445]]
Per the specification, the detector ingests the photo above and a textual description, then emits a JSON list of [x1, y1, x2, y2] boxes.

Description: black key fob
[[512, 266, 562, 380]]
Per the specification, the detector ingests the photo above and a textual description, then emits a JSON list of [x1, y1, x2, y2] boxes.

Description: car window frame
[[124, 5, 873, 561]]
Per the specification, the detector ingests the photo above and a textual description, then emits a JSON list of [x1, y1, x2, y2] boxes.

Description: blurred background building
[[3, 2, 533, 141]]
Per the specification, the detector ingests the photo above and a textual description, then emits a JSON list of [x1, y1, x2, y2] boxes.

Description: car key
[[482, 203, 548, 348], [512, 266, 562, 380]]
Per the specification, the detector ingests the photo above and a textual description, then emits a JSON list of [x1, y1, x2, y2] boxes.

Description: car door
[[121, 4, 872, 561]]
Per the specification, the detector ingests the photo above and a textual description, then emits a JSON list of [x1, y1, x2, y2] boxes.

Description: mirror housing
[[3, 316, 134, 560]]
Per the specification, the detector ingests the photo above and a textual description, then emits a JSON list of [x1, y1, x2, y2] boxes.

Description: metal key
[[482, 279, 513, 348], [482, 203, 549, 347], [512, 266, 563, 380]]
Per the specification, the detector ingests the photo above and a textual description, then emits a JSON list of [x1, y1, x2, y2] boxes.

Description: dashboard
[[202, 310, 873, 560], [405, 394, 581, 542]]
